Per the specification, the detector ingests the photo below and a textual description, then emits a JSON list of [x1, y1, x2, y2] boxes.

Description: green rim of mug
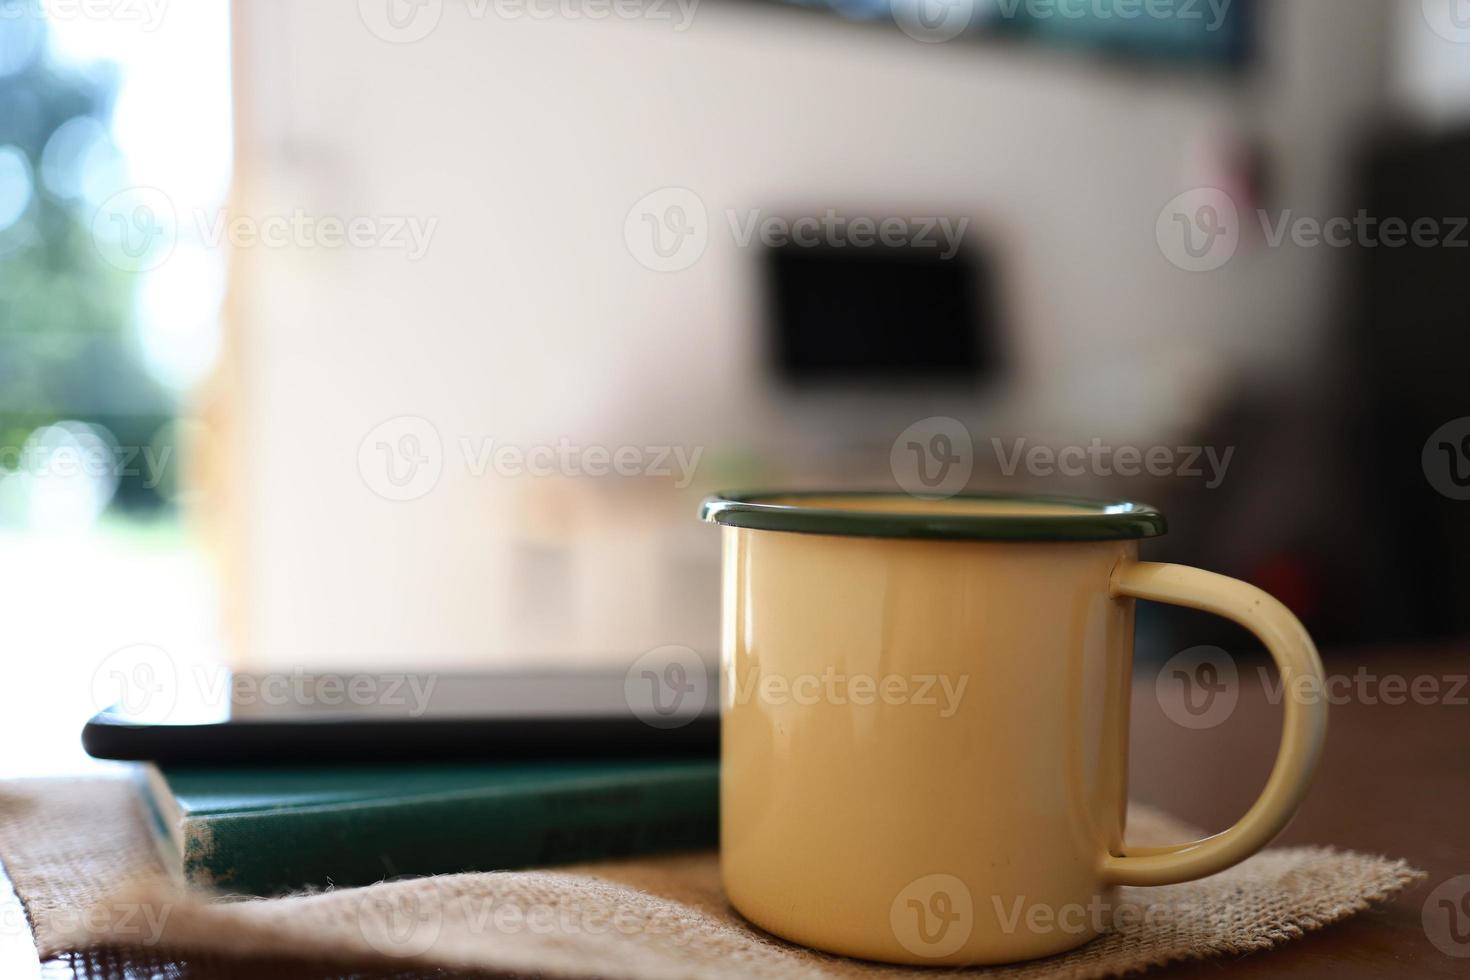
[[699, 490, 1168, 542]]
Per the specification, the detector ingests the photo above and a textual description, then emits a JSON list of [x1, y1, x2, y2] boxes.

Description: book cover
[[139, 760, 718, 895]]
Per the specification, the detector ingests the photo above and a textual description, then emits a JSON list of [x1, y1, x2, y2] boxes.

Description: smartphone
[[83, 669, 718, 765]]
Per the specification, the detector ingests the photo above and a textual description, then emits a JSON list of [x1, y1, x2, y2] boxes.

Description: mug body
[[713, 495, 1145, 965]]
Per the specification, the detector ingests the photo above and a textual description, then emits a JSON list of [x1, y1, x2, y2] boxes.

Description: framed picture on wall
[[771, 0, 1254, 67]]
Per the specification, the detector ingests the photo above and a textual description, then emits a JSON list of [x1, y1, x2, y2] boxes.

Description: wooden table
[[1128, 644, 1469, 978], [3, 645, 1466, 977]]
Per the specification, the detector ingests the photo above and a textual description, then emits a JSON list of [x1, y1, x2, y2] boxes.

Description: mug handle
[[1102, 561, 1329, 887]]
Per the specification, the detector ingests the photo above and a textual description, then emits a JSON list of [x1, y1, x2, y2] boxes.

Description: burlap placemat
[[0, 777, 1422, 978]]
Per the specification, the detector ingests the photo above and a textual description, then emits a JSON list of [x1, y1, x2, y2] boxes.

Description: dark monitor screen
[[763, 238, 1000, 386]]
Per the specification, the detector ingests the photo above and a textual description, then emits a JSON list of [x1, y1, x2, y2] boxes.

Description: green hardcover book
[[138, 760, 718, 895]]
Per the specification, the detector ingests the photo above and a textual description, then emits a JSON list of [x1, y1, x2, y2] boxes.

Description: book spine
[[182, 767, 718, 895]]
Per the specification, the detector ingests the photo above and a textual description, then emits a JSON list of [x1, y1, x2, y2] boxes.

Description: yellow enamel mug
[[699, 492, 1328, 966]]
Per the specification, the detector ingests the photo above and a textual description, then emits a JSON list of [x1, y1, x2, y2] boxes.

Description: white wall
[[222, 0, 1388, 670], [1394, 0, 1470, 124]]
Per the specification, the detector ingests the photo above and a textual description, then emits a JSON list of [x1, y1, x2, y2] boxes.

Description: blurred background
[[1, 0, 1467, 769]]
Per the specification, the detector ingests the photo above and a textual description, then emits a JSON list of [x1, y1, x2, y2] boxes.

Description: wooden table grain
[[3, 645, 1466, 978]]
